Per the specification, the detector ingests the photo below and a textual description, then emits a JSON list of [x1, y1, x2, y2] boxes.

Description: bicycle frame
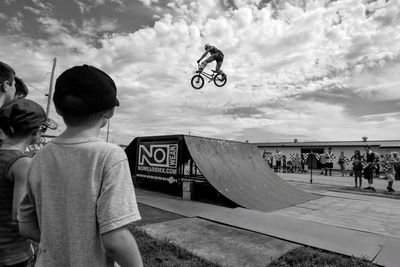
[[199, 71, 215, 83], [197, 63, 218, 82]]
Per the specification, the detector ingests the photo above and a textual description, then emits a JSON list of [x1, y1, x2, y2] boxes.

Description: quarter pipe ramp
[[183, 135, 318, 212], [125, 135, 318, 213]]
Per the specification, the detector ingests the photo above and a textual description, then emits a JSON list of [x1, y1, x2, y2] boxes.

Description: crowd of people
[[263, 146, 399, 193], [0, 61, 143, 267]]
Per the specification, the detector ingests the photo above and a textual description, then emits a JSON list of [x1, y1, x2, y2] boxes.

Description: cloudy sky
[[1, 0, 399, 144]]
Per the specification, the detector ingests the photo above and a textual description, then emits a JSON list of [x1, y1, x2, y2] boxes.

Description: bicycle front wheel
[[191, 75, 204, 90], [214, 74, 227, 87]]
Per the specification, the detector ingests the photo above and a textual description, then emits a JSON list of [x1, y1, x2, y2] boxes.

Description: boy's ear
[[104, 107, 115, 119], [29, 128, 41, 144]]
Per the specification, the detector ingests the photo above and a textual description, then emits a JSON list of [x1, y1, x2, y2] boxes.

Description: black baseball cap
[[0, 99, 56, 132], [14, 77, 29, 98], [53, 65, 120, 115]]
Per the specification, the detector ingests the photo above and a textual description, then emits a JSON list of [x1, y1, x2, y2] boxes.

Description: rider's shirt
[[209, 46, 223, 56]]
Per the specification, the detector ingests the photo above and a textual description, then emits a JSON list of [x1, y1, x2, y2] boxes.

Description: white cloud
[[0, 13, 8, 20], [74, 0, 126, 14], [31, 0, 54, 15], [74, 0, 90, 14], [23, 6, 41, 15], [139, 0, 158, 7], [8, 17, 23, 32], [81, 18, 119, 35]]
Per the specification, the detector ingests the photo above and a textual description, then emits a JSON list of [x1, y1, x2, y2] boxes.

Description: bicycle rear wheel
[[214, 74, 227, 87], [191, 75, 204, 90]]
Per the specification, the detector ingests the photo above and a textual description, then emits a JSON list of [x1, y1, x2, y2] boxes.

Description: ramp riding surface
[[184, 135, 319, 212]]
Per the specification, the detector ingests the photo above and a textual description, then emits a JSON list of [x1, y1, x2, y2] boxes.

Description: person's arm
[[102, 227, 143, 267], [19, 220, 40, 242], [18, 185, 41, 242], [9, 157, 31, 220], [97, 149, 142, 266], [197, 49, 209, 63]]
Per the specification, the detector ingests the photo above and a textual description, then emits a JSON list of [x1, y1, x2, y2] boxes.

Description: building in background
[[254, 139, 400, 170]]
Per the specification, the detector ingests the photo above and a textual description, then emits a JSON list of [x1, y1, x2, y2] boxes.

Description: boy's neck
[[60, 124, 102, 139]]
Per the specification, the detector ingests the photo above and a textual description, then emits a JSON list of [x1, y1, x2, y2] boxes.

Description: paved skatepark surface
[[201, 207, 386, 260], [136, 187, 400, 267], [184, 135, 319, 212], [281, 172, 400, 193], [270, 192, 400, 238]]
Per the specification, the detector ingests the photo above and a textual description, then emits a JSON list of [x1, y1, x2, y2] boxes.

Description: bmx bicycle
[[191, 64, 227, 90]]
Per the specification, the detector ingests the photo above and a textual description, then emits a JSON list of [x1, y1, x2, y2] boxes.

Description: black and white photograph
[[0, 0, 399, 266]]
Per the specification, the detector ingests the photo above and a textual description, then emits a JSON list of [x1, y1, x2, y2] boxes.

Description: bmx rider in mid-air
[[197, 44, 226, 79]]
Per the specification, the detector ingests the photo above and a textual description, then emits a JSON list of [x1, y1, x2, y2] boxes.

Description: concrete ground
[[133, 173, 400, 267], [133, 191, 299, 267], [280, 171, 400, 193]]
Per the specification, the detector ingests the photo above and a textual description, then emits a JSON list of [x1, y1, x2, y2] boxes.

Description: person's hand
[[197, 60, 200, 64]]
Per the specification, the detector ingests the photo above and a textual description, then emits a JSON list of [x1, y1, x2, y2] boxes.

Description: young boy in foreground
[[18, 65, 143, 267]]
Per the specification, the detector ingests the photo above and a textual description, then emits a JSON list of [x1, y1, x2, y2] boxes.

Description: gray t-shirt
[[18, 137, 141, 267]]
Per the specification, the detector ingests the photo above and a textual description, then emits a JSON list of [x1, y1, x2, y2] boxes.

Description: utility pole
[[46, 58, 57, 116], [106, 120, 110, 142]]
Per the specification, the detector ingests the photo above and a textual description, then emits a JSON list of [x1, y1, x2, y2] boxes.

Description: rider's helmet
[[204, 43, 211, 50]]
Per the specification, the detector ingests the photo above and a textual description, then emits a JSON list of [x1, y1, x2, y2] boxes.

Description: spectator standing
[[263, 150, 273, 169], [268, 153, 273, 169], [262, 150, 268, 161], [363, 145, 377, 191], [381, 153, 396, 193], [325, 147, 334, 176], [301, 154, 306, 173], [374, 154, 381, 178], [338, 151, 346, 177], [294, 153, 301, 173], [282, 155, 287, 173], [392, 152, 400, 180], [320, 148, 327, 175], [351, 150, 363, 188], [18, 65, 143, 267], [0, 99, 49, 267], [274, 150, 282, 172]]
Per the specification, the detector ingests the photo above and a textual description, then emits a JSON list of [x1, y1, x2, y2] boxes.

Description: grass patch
[[129, 226, 221, 267], [130, 225, 378, 267], [268, 246, 377, 267]]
